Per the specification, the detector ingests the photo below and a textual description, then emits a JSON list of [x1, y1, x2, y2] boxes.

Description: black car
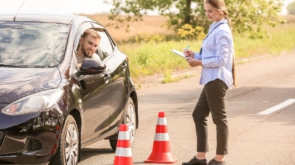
[[0, 13, 138, 165]]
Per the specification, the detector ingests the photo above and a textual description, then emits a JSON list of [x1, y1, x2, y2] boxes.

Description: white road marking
[[258, 99, 295, 115]]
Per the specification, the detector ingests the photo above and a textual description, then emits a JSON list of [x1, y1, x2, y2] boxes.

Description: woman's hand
[[184, 50, 194, 59], [186, 59, 202, 67], [183, 49, 202, 67]]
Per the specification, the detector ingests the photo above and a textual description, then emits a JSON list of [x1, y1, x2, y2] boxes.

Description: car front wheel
[[50, 115, 79, 165]]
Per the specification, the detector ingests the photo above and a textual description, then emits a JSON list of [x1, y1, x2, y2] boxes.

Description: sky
[[0, 0, 294, 15], [0, 0, 113, 14]]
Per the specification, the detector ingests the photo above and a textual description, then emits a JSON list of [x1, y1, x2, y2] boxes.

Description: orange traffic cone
[[145, 112, 178, 164], [113, 124, 133, 165]]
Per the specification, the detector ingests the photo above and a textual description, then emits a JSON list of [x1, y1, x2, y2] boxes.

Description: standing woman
[[183, 0, 236, 165]]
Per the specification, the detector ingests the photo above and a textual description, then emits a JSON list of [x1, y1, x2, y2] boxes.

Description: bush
[[177, 24, 206, 41]]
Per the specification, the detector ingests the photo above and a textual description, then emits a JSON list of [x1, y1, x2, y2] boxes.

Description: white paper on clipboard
[[171, 49, 187, 59]]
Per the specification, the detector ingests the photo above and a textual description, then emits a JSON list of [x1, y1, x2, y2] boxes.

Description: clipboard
[[171, 49, 188, 59]]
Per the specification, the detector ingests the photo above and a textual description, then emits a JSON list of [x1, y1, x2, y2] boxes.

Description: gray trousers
[[192, 79, 228, 155]]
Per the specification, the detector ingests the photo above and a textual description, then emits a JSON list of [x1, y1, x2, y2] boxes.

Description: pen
[[185, 45, 190, 50]]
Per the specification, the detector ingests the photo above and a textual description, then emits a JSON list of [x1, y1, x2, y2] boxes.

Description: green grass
[[120, 41, 197, 79], [161, 71, 179, 84], [234, 23, 295, 57], [118, 23, 295, 81]]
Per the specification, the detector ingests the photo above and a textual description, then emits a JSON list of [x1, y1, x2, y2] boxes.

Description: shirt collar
[[209, 19, 227, 32]]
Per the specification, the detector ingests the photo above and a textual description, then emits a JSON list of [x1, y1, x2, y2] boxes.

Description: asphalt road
[[79, 51, 295, 165]]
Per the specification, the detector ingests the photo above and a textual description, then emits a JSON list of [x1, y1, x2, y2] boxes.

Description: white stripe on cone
[[154, 133, 169, 141], [157, 117, 167, 125], [115, 147, 133, 157], [118, 131, 129, 140]]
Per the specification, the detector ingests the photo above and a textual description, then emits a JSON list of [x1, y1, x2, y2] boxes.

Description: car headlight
[[2, 89, 64, 116]]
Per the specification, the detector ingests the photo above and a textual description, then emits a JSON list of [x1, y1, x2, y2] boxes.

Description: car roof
[[0, 13, 89, 24]]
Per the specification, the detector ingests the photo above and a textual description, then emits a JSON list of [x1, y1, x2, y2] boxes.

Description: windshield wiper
[[0, 64, 19, 67], [0, 64, 29, 68], [0, 64, 46, 68]]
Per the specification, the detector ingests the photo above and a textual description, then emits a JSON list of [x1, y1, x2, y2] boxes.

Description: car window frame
[[73, 22, 93, 52], [103, 29, 116, 48], [73, 22, 105, 63], [91, 24, 116, 62]]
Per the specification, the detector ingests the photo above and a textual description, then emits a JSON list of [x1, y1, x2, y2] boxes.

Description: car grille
[[27, 138, 42, 152], [0, 131, 4, 147]]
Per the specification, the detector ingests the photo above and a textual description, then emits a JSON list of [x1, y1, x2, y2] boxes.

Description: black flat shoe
[[182, 156, 207, 165], [208, 158, 226, 165]]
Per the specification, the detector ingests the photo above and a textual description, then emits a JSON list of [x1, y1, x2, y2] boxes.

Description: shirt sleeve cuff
[[194, 53, 202, 60]]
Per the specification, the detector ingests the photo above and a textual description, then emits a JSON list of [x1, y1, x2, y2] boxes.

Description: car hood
[[0, 67, 61, 104]]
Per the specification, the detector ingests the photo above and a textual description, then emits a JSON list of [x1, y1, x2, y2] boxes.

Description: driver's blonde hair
[[82, 29, 101, 39]]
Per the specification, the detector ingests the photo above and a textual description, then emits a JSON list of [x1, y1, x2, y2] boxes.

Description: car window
[[74, 24, 107, 63], [97, 30, 114, 60], [0, 23, 69, 68], [73, 23, 93, 51]]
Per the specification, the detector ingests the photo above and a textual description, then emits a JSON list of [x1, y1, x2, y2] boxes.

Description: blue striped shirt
[[194, 19, 234, 89]]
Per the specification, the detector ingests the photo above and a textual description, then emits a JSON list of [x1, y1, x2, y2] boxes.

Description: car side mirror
[[79, 58, 106, 75]]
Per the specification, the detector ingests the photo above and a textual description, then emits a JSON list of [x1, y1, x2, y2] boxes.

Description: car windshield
[[0, 22, 69, 68]]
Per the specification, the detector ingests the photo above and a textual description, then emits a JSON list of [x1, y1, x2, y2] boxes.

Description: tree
[[287, 1, 295, 15], [104, 0, 285, 39]]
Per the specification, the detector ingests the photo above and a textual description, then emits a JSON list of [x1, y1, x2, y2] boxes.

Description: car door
[[93, 26, 129, 130], [108, 48, 129, 130], [74, 23, 112, 143]]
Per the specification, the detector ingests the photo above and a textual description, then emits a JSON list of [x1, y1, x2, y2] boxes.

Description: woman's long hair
[[204, 0, 237, 87]]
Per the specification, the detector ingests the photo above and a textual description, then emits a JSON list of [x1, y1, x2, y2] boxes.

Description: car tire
[[109, 97, 136, 151], [109, 138, 117, 152], [50, 115, 79, 165]]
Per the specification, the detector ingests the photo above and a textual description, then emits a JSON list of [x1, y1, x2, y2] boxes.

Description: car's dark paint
[[109, 59, 129, 129], [0, 68, 61, 105], [0, 13, 138, 164], [79, 58, 106, 75], [79, 67, 112, 143], [0, 110, 62, 163]]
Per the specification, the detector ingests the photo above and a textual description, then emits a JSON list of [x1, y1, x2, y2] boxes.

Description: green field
[[118, 23, 295, 83]]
